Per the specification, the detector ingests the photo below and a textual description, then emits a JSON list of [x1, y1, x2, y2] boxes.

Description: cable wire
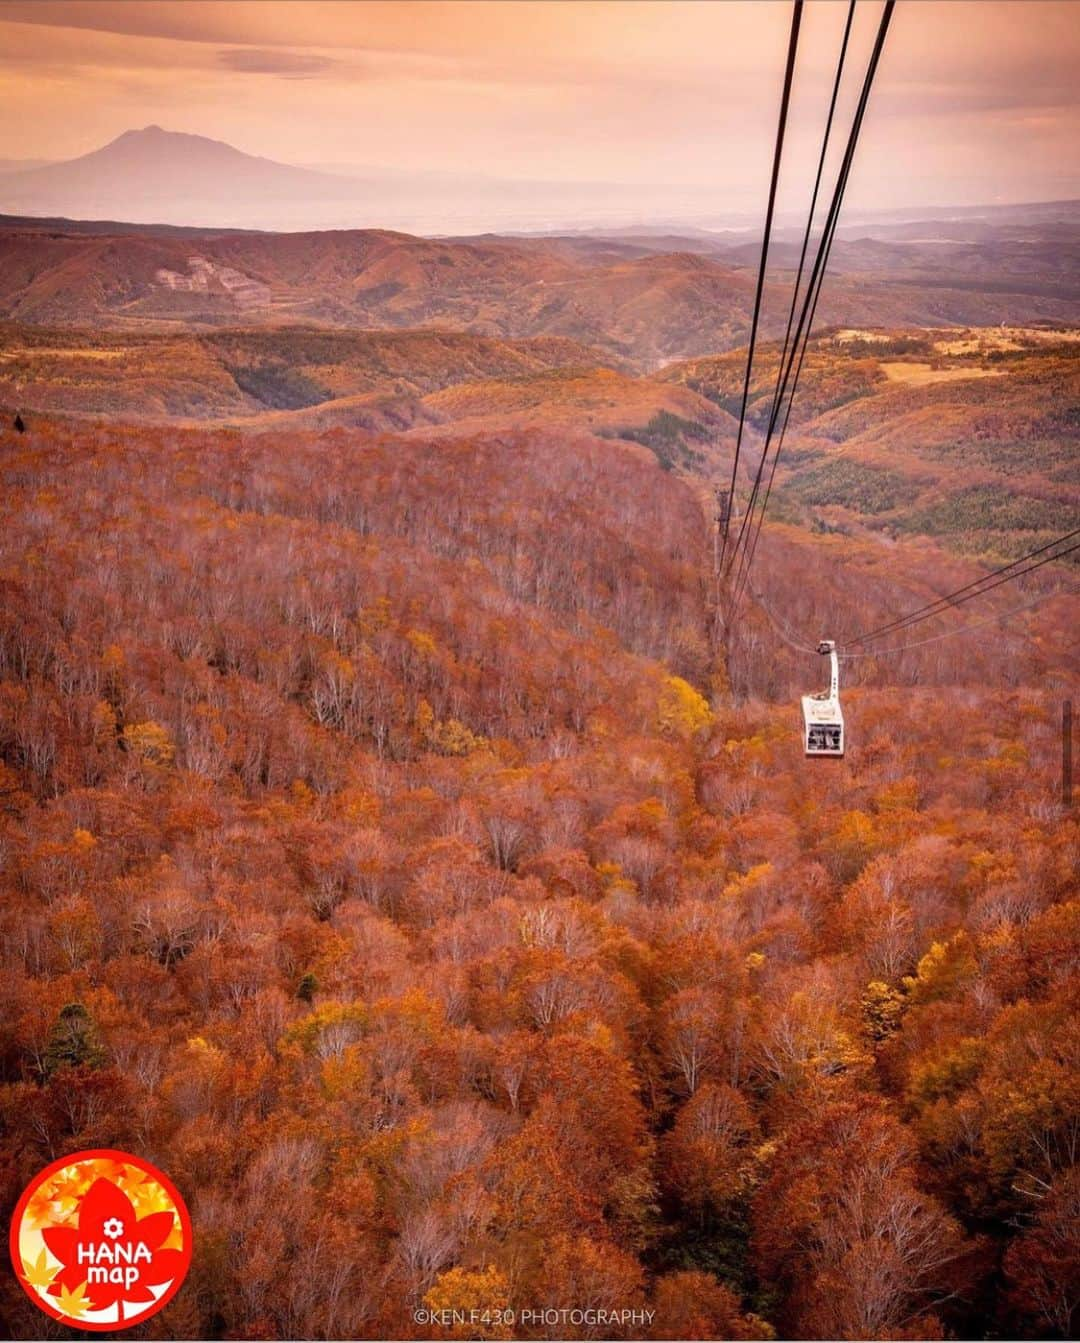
[[728, 0, 895, 608], [766, 2, 857, 439], [717, 0, 803, 576], [716, 0, 1076, 680], [748, 572, 1079, 661], [744, 576, 822, 653], [731, 0, 896, 603], [843, 526, 1080, 646], [839, 582, 1080, 658], [729, 0, 858, 582], [840, 539, 1080, 647]]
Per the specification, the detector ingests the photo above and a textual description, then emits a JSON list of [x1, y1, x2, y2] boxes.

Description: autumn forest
[[1, 113, 1079, 1343]]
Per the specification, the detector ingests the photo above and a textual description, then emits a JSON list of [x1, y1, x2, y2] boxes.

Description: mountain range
[[5, 126, 1080, 240], [2, 209, 1078, 369], [0, 126, 755, 234], [0, 126, 370, 231]]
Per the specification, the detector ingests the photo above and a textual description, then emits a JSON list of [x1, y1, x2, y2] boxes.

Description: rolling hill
[[0, 219, 765, 363], [3, 207, 1079, 368], [0, 325, 615, 416], [0, 322, 733, 467], [5, 319, 1078, 524], [659, 326, 1080, 571]]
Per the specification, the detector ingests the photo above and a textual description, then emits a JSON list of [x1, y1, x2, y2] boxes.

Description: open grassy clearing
[[879, 361, 1007, 386]]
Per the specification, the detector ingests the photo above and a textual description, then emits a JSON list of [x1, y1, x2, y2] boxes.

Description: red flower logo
[[42, 1177, 183, 1315], [10, 1148, 192, 1331]]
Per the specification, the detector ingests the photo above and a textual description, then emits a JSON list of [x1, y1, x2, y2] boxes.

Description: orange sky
[[1, 0, 1077, 210]]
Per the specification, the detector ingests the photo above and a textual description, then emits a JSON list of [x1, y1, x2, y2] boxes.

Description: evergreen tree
[[43, 1002, 106, 1076]]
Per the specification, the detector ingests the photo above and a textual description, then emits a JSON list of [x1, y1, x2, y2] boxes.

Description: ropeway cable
[[728, 0, 895, 609], [838, 539, 1080, 648], [839, 582, 1080, 658], [843, 527, 1080, 647], [717, 0, 804, 576], [727, 0, 860, 587], [747, 571, 1079, 661], [746, 527, 1080, 654], [764, 1, 857, 446]]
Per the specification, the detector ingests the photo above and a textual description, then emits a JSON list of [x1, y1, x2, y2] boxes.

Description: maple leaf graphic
[[57, 1281, 91, 1318], [41, 1178, 183, 1314], [21, 1248, 56, 1290]]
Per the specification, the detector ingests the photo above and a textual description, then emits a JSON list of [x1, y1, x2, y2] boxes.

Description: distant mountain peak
[[103, 125, 246, 156], [0, 125, 346, 229], [115, 125, 188, 142]]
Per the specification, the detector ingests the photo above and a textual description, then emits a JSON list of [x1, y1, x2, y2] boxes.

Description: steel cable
[[717, 0, 804, 575]]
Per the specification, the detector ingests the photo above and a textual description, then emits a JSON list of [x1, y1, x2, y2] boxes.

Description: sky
[[0, 0, 1077, 227]]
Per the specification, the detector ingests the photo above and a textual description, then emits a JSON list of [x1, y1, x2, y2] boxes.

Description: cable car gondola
[[802, 639, 844, 757]]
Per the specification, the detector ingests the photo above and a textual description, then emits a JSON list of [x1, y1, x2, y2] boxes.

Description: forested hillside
[[0, 412, 1076, 1339], [3, 211, 1078, 365], [3, 0, 1078, 1334], [662, 327, 1080, 566]]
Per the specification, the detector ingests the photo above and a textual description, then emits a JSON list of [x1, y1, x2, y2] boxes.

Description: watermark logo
[[9, 1148, 192, 1331]]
